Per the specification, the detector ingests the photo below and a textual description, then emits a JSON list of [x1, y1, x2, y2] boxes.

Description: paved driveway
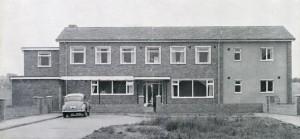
[[0, 114, 146, 139]]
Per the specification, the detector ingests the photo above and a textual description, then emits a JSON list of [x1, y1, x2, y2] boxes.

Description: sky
[[0, 0, 299, 77]]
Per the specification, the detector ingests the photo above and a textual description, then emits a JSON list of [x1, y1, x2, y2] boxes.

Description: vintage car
[[62, 93, 90, 118]]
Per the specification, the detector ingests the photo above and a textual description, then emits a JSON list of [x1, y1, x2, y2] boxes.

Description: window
[[235, 80, 242, 93], [261, 80, 274, 93], [92, 80, 134, 95], [195, 46, 211, 64], [70, 46, 86, 64], [95, 46, 111, 64], [38, 51, 51, 67], [234, 48, 241, 61], [172, 79, 214, 98], [170, 46, 186, 64], [120, 46, 136, 64], [145, 46, 161, 64], [261, 47, 274, 61], [91, 81, 98, 95]]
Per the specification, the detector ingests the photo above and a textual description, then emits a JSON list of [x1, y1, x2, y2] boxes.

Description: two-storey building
[[10, 26, 295, 113]]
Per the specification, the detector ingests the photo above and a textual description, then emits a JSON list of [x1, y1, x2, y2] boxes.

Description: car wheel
[[83, 111, 87, 117], [87, 111, 90, 116], [63, 113, 66, 118]]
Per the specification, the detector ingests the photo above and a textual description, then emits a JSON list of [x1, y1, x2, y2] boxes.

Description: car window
[[66, 96, 83, 102]]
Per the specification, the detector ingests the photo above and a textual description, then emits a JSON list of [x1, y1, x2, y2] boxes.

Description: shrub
[[100, 126, 115, 134]]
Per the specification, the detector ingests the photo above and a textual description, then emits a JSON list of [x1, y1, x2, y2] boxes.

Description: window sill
[[234, 60, 242, 62], [171, 96, 214, 99], [260, 92, 274, 94], [91, 94, 134, 96], [260, 60, 274, 62], [235, 92, 242, 94], [38, 65, 51, 68]]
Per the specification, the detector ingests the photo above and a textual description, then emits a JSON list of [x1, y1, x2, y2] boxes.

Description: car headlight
[[81, 105, 86, 110], [62, 105, 66, 111]]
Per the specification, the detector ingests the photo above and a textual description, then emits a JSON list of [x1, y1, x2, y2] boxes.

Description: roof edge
[[21, 47, 59, 51]]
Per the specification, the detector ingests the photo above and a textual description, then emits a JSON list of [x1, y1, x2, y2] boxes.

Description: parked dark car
[[62, 93, 90, 118]]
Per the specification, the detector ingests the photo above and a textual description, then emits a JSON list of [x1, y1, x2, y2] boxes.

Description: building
[[10, 26, 295, 113]]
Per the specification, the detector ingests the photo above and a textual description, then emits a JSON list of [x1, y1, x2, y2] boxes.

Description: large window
[[145, 46, 161, 64], [95, 46, 111, 64], [261, 47, 274, 61], [234, 48, 241, 61], [172, 79, 214, 98], [38, 51, 51, 67], [235, 80, 242, 93], [170, 46, 186, 64], [91, 80, 134, 95], [261, 80, 274, 93], [195, 46, 211, 64], [120, 46, 136, 64], [70, 46, 86, 64]]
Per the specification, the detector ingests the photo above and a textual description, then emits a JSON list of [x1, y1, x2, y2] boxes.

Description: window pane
[[113, 81, 126, 94], [172, 47, 184, 51], [92, 86, 98, 94], [235, 85, 241, 92], [73, 53, 84, 63], [198, 47, 209, 51], [127, 86, 134, 93], [194, 80, 206, 96], [173, 85, 178, 97], [262, 49, 266, 60], [179, 81, 192, 97], [99, 81, 111, 94], [101, 53, 108, 63], [123, 53, 132, 63], [72, 48, 84, 51], [234, 53, 240, 60], [208, 85, 213, 96], [40, 57, 49, 66], [261, 81, 266, 92], [199, 52, 208, 62], [172, 52, 184, 63], [149, 52, 159, 63], [267, 49, 272, 59], [96, 53, 101, 63], [235, 81, 241, 84], [268, 81, 273, 91]]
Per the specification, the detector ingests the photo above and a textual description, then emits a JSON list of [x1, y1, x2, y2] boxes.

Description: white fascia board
[[21, 47, 59, 51], [134, 77, 171, 80], [60, 76, 134, 81], [10, 77, 60, 80]]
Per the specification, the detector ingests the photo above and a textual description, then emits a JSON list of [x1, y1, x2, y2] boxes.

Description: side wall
[[24, 50, 60, 77], [223, 42, 290, 104], [11, 79, 61, 111]]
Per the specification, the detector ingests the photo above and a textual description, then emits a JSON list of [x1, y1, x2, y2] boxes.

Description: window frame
[[260, 79, 274, 93], [234, 80, 242, 93], [234, 47, 242, 61], [171, 79, 214, 98], [91, 81, 99, 95], [95, 46, 111, 64], [37, 51, 51, 67], [170, 46, 186, 64], [195, 46, 211, 64], [91, 80, 134, 95], [260, 47, 274, 61], [70, 46, 86, 64], [145, 46, 161, 64], [120, 46, 136, 64]]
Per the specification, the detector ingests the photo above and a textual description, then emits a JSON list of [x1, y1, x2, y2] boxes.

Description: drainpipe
[[218, 40, 221, 104], [63, 42, 68, 95]]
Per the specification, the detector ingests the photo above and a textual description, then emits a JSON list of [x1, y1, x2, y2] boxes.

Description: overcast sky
[[0, 0, 299, 77]]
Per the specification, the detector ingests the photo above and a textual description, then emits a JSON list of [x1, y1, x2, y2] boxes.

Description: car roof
[[66, 93, 85, 97]]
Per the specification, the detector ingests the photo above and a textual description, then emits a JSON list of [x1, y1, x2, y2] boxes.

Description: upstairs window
[[38, 51, 51, 67], [70, 46, 86, 64], [235, 80, 242, 93], [234, 48, 241, 61], [170, 46, 186, 64], [261, 47, 274, 61], [120, 46, 136, 64], [95, 46, 111, 64], [145, 46, 161, 64], [195, 46, 211, 64], [261, 80, 274, 93]]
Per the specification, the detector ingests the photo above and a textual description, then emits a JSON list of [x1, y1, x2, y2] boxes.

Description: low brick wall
[[157, 103, 263, 114], [267, 103, 297, 115], [4, 106, 39, 120], [91, 104, 144, 113]]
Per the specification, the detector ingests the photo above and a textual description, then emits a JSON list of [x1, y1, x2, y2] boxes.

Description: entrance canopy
[[134, 77, 170, 80], [60, 76, 134, 81]]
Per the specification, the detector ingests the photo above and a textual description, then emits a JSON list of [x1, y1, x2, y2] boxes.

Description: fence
[[0, 96, 53, 120], [264, 95, 300, 115]]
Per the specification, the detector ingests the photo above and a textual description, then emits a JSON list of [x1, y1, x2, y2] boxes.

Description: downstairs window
[[91, 80, 134, 95], [172, 79, 214, 98]]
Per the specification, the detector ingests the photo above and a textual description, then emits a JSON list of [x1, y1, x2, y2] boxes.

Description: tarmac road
[[0, 114, 146, 139]]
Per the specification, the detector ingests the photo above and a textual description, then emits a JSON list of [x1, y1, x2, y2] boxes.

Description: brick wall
[[11, 79, 61, 111], [24, 50, 59, 77], [287, 42, 292, 103]]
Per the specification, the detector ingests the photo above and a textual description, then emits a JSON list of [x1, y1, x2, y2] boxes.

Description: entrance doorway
[[144, 83, 162, 107]]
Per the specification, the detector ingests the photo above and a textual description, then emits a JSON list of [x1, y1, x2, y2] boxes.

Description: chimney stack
[[68, 25, 77, 28]]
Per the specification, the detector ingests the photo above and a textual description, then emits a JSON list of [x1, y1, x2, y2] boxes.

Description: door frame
[[144, 83, 162, 107]]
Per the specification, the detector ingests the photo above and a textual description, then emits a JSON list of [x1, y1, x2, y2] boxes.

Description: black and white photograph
[[0, 0, 300, 138]]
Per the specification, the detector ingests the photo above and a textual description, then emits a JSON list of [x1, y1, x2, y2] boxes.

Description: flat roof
[[21, 47, 59, 51]]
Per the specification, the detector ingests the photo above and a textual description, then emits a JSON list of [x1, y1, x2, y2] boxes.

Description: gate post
[[0, 99, 5, 121], [296, 95, 300, 115]]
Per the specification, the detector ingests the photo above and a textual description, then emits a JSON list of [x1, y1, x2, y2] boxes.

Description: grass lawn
[[83, 115, 300, 139]]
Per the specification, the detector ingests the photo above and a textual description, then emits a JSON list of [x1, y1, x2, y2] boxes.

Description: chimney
[[68, 25, 77, 28]]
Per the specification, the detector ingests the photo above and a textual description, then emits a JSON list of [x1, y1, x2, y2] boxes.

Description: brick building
[[10, 26, 295, 113]]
